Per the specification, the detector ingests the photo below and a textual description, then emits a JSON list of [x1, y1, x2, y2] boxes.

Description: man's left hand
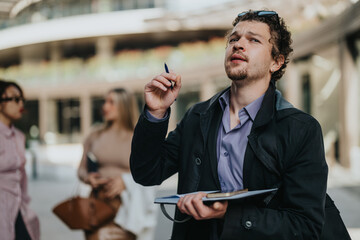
[[177, 192, 228, 220]]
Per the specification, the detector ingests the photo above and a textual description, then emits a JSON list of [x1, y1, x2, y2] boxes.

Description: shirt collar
[[218, 88, 265, 121], [0, 121, 15, 137], [245, 94, 265, 121], [219, 89, 230, 111]]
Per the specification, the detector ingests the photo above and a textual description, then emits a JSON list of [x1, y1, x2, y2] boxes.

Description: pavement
[[26, 162, 360, 240]]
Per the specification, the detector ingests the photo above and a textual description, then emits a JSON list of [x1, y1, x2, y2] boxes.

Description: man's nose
[[233, 38, 245, 50]]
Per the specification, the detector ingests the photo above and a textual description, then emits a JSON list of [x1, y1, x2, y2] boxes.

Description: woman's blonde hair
[[104, 88, 139, 131]]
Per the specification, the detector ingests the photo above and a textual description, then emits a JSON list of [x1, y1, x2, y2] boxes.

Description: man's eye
[[229, 38, 238, 43], [251, 38, 260, 43]]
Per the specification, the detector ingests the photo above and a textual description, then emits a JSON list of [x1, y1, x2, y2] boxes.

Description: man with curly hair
[[130, 10, 337, 239]]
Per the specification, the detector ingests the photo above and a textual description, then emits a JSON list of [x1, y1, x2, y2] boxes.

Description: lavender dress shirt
[[145, 90, 264, 193], [217, 90, 264, 192], [0, 121, 40, 240]]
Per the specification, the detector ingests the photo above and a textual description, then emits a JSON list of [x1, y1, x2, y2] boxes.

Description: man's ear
[[271, 54, 285, 73]]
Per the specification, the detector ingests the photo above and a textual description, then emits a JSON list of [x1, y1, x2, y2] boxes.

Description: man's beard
[[225, 64, 247, 81]]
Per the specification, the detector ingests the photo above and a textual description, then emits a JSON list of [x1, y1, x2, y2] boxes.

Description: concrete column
[[49, 43, 62, 83], [284, 63, 302, 109], [80, 93, 92, 138], [50, 43, 62, 62], [339, 40, 359, 168], [96, 37, 114, 61]]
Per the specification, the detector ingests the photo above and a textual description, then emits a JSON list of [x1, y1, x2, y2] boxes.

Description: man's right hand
[[145, 70, 181, 118]]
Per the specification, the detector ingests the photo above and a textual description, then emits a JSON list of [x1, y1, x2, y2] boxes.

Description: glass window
[[91, 96, 104, 125], [46, 98, 81, 144], [15, 100, 40, 145], [302, 73, 311, 114]]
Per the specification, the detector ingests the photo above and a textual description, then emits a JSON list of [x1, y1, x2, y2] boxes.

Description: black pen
[[164, 63, 173, 89]]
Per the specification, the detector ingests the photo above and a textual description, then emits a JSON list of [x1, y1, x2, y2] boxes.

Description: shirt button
[[245, 220, 252, 229], [224, 151, 229, 157], [195, 157, 201, 165]]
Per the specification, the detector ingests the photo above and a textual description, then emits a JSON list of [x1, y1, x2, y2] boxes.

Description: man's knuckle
[[184, 201, 191, 208]]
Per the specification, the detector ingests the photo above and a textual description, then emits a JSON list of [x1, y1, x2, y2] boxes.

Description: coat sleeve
[[222, 119, 328, 240], [130, 108, 184, 186]]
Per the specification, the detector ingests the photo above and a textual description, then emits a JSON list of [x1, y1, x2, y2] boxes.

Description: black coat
[[130, 82, 328, 240]]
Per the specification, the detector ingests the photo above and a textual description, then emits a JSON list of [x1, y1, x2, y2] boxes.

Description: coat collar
[[197, 80, 290, 114], [198, 82, 279, 150], [198, 80, 294, 131], [241, 81, 294, 130], [252, 81, 277, 129]]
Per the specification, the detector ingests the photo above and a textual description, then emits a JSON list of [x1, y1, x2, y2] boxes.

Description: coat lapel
[[198, 88, 228, 190], [245, 82, 281, 177], [247, 127, 280, 177], [204, 106, 223, 189]]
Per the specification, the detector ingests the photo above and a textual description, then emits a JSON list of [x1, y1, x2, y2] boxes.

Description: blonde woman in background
[[0, 80, 40, 240], [78, 88, 157, 240]]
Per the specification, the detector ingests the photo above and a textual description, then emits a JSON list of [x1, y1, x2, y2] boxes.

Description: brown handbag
[[52, 196, 116, 231]]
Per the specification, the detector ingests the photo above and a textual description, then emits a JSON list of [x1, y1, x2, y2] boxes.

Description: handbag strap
[[70, 181, 82, 197], [160, 203, 192, 223]]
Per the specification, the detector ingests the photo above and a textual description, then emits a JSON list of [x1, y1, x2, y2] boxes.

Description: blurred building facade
[[287, 2, 360, 170], [0, 0, 359, 171]]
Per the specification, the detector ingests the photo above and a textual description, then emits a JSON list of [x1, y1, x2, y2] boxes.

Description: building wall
[[289, 1, 360, 169]]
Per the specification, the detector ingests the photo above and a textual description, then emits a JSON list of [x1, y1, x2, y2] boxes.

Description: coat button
[[195, 157, 201, 165], [245, 220, 252, 229]]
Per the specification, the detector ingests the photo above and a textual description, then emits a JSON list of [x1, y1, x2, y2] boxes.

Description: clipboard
[[154, 188, 278, 205]]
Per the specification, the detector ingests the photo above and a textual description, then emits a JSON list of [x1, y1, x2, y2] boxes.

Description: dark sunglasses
[[238, 10, 278, 18], [0, 96, 25, 104]]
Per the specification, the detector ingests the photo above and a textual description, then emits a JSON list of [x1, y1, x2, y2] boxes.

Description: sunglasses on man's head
[[236, 10, 282, 53], [0, 96, 25, 104], [238, 10, 278, 18]]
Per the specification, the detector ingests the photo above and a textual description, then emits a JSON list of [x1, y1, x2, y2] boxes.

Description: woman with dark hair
[[0, 80, 40, 240], [78, 88, 157, 240]]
